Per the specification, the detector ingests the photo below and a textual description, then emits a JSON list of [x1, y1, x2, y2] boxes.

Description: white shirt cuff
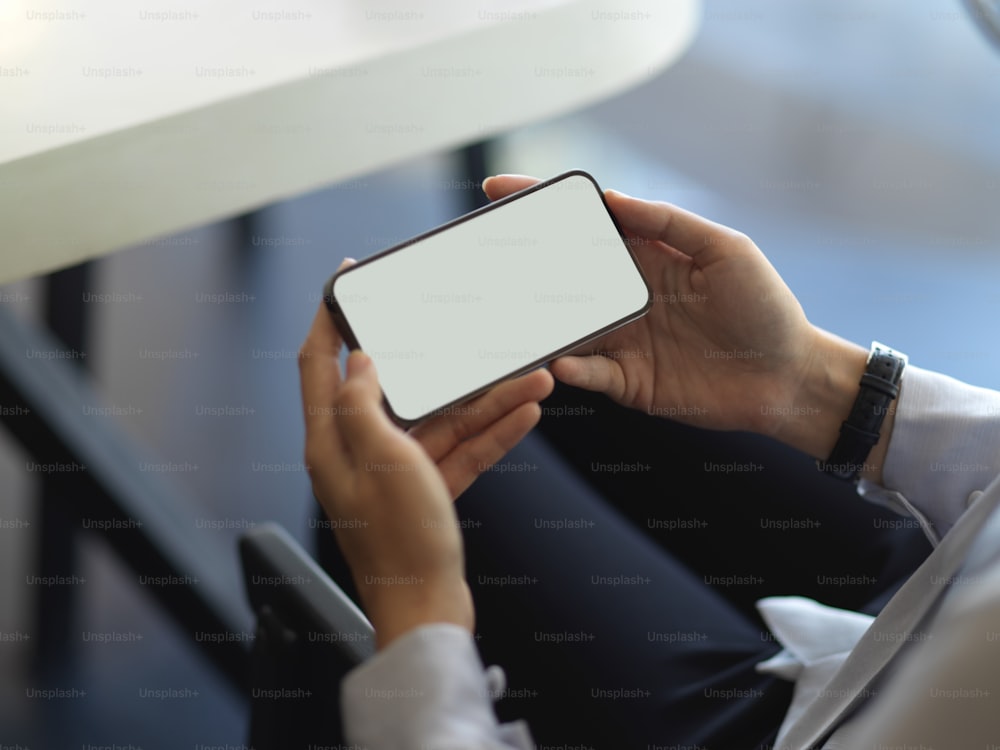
[[860, 364, 1000, 542], [342, 623, 534, 750]]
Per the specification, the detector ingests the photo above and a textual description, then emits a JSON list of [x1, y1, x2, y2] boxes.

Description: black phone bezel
[[322, 169, 653, 427]]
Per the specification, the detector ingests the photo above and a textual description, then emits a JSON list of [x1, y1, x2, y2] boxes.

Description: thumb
[[335, 351, 399, 457], [549, 355, 626, 401], [482, 174, 540, 202]]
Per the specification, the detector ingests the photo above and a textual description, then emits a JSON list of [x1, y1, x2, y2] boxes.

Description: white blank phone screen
[[332, 173, 650, 423]]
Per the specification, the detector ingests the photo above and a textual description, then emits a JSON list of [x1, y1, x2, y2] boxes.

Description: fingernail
[[482, 174, 523, 190]]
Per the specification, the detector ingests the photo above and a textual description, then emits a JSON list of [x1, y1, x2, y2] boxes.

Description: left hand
[[299, 298, 553, 648]]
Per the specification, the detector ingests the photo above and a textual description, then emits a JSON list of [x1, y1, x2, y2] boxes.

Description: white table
[[0, 0, 699, 284]]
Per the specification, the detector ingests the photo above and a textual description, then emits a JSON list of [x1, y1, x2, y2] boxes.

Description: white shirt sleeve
[[858, 364, 1000, 544], [341, 623, 535, 750]]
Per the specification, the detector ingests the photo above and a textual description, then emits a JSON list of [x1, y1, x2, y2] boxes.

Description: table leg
[[0, 300, 250, 693], [32, 264, 91, 675]]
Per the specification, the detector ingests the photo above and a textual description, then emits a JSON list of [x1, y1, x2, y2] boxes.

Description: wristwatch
[[817, 341, 907, 481]]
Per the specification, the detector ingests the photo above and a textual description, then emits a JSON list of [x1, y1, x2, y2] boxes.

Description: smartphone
[[323, 170, 651, 426]]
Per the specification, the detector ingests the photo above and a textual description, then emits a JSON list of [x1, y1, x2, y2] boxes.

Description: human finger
[[482, 174, 541, 202], [300, 307, 347, 461], [435, 401, 543, 499], [548, 354, 627, 401], [409, 368, 554, 463], [333, 351, 410, 461], [604, 190, 747, 266], [301, 260, 359, 462]]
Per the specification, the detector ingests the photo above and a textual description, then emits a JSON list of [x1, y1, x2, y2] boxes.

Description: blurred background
[[2, 0, 1000, 745]]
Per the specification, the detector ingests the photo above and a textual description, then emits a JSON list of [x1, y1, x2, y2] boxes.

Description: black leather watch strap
[[818, 341, 907, 481]]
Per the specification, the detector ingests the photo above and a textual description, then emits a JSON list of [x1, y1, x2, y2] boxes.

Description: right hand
[[483, 175, 868, 455]]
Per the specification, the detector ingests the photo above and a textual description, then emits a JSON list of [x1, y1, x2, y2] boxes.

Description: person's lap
[[532, 381, 932, 616], [315, 381, 932, 748], [457, 430, 792, 749], [454, 382, 932, 748]]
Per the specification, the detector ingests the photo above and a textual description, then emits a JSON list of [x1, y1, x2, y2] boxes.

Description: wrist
[[768, 329, 868, 462], [358, 575, 474, 650]]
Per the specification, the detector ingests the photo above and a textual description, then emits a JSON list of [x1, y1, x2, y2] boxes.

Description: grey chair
[[239, 523, 375, 749]]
